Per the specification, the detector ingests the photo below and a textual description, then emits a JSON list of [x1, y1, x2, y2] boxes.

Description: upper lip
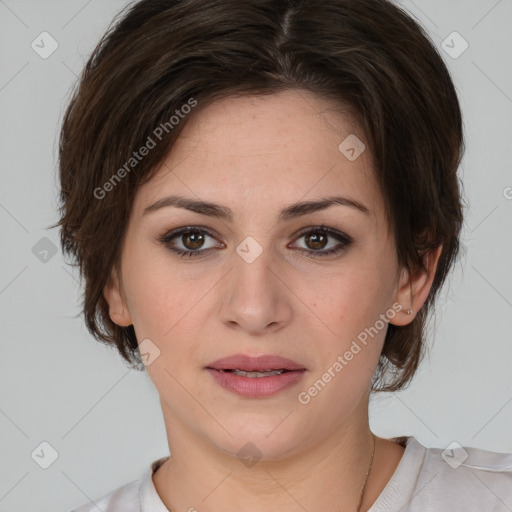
[[206, 354, 306, 371]]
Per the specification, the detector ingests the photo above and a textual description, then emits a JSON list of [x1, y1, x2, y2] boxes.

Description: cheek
[[122, 249, 221, 362], [120, 252, 174, 346], [298, 275, 390, 408], [303, 264, 390, 333], [298, 256, 396, 376], [124, 271, 173, 334]]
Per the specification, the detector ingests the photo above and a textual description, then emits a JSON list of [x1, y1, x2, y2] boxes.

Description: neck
[[153, 400, 380, 512]]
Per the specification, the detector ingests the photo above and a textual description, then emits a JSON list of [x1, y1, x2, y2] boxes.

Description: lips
[[205, 353, 307, 398], [206, 353, 306, 372]]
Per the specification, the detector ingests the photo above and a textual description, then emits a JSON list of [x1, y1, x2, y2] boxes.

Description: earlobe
[[103, 268, 133, 327], [389, 245, 443, 327]]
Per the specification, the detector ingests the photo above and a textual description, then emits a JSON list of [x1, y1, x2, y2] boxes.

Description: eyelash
[[157, 225, 353, 259]]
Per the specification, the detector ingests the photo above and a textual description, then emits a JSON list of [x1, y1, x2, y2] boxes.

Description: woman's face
[[105, 89, 416, 460]]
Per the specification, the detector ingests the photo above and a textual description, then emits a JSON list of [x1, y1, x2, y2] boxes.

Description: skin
[[104, 89, 442, 512]]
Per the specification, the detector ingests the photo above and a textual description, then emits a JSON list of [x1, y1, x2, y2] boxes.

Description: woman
[[55, 0, 512, 511]]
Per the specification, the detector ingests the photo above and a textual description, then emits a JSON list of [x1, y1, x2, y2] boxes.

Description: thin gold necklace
[[356, 433, 376, 512], [157, 435, 377, 512]]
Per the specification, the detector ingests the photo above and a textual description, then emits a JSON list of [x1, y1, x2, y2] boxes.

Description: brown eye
[[304, 231, 328, 250], [158, 227, 222, 258], [182, 231, 206, 250], [291, 226, 353, 257]]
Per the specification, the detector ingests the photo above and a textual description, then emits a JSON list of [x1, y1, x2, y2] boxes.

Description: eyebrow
[[142, 194, 370, 221]]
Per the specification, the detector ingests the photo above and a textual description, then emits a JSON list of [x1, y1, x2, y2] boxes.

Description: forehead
[[132, 89, 384, 227]]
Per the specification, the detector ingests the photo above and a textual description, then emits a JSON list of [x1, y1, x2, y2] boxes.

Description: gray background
[[0, 0, 511, 511]]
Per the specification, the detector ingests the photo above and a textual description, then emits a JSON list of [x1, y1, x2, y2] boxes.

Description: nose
[[219, 238, 294, 336]]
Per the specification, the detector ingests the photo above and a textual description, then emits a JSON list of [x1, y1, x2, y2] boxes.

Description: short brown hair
[[52, 0, 465, 392]]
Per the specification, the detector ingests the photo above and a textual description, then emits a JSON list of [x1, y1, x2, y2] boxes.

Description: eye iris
[[183, 232, 205, 250], [305, 231, 327, 250]]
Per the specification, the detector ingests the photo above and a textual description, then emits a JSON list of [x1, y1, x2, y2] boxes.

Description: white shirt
[[71, 436, 512, 511]]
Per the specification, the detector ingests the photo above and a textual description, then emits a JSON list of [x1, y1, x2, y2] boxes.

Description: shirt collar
[[139, 455, 171, 512]]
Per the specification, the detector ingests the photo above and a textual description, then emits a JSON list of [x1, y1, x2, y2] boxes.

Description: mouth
[[207, 368, 294, 378], [204, 354, 307, 397], [205, 353, 306, 373]]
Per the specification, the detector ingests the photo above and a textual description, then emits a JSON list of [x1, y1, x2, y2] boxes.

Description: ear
[[389, 245, 443, 326], [103, 266, 133, 327]]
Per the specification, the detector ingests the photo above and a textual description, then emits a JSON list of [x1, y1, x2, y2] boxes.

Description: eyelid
[[288, 225, 353, 253], [291, 224, 352, 242], [158, 226, 224, 248]]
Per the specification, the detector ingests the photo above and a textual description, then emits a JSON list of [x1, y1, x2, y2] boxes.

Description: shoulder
[[70, 479, 140, 512], [69, 456, 170, 512], [418, 440, 512, 508], [371, 437, 512, 512]]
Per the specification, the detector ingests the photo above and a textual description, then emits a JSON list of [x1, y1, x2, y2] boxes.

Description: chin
[[207, 414, 309, 462]]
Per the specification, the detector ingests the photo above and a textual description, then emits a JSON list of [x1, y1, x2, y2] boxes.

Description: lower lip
[[206, 369, 306, 398]]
